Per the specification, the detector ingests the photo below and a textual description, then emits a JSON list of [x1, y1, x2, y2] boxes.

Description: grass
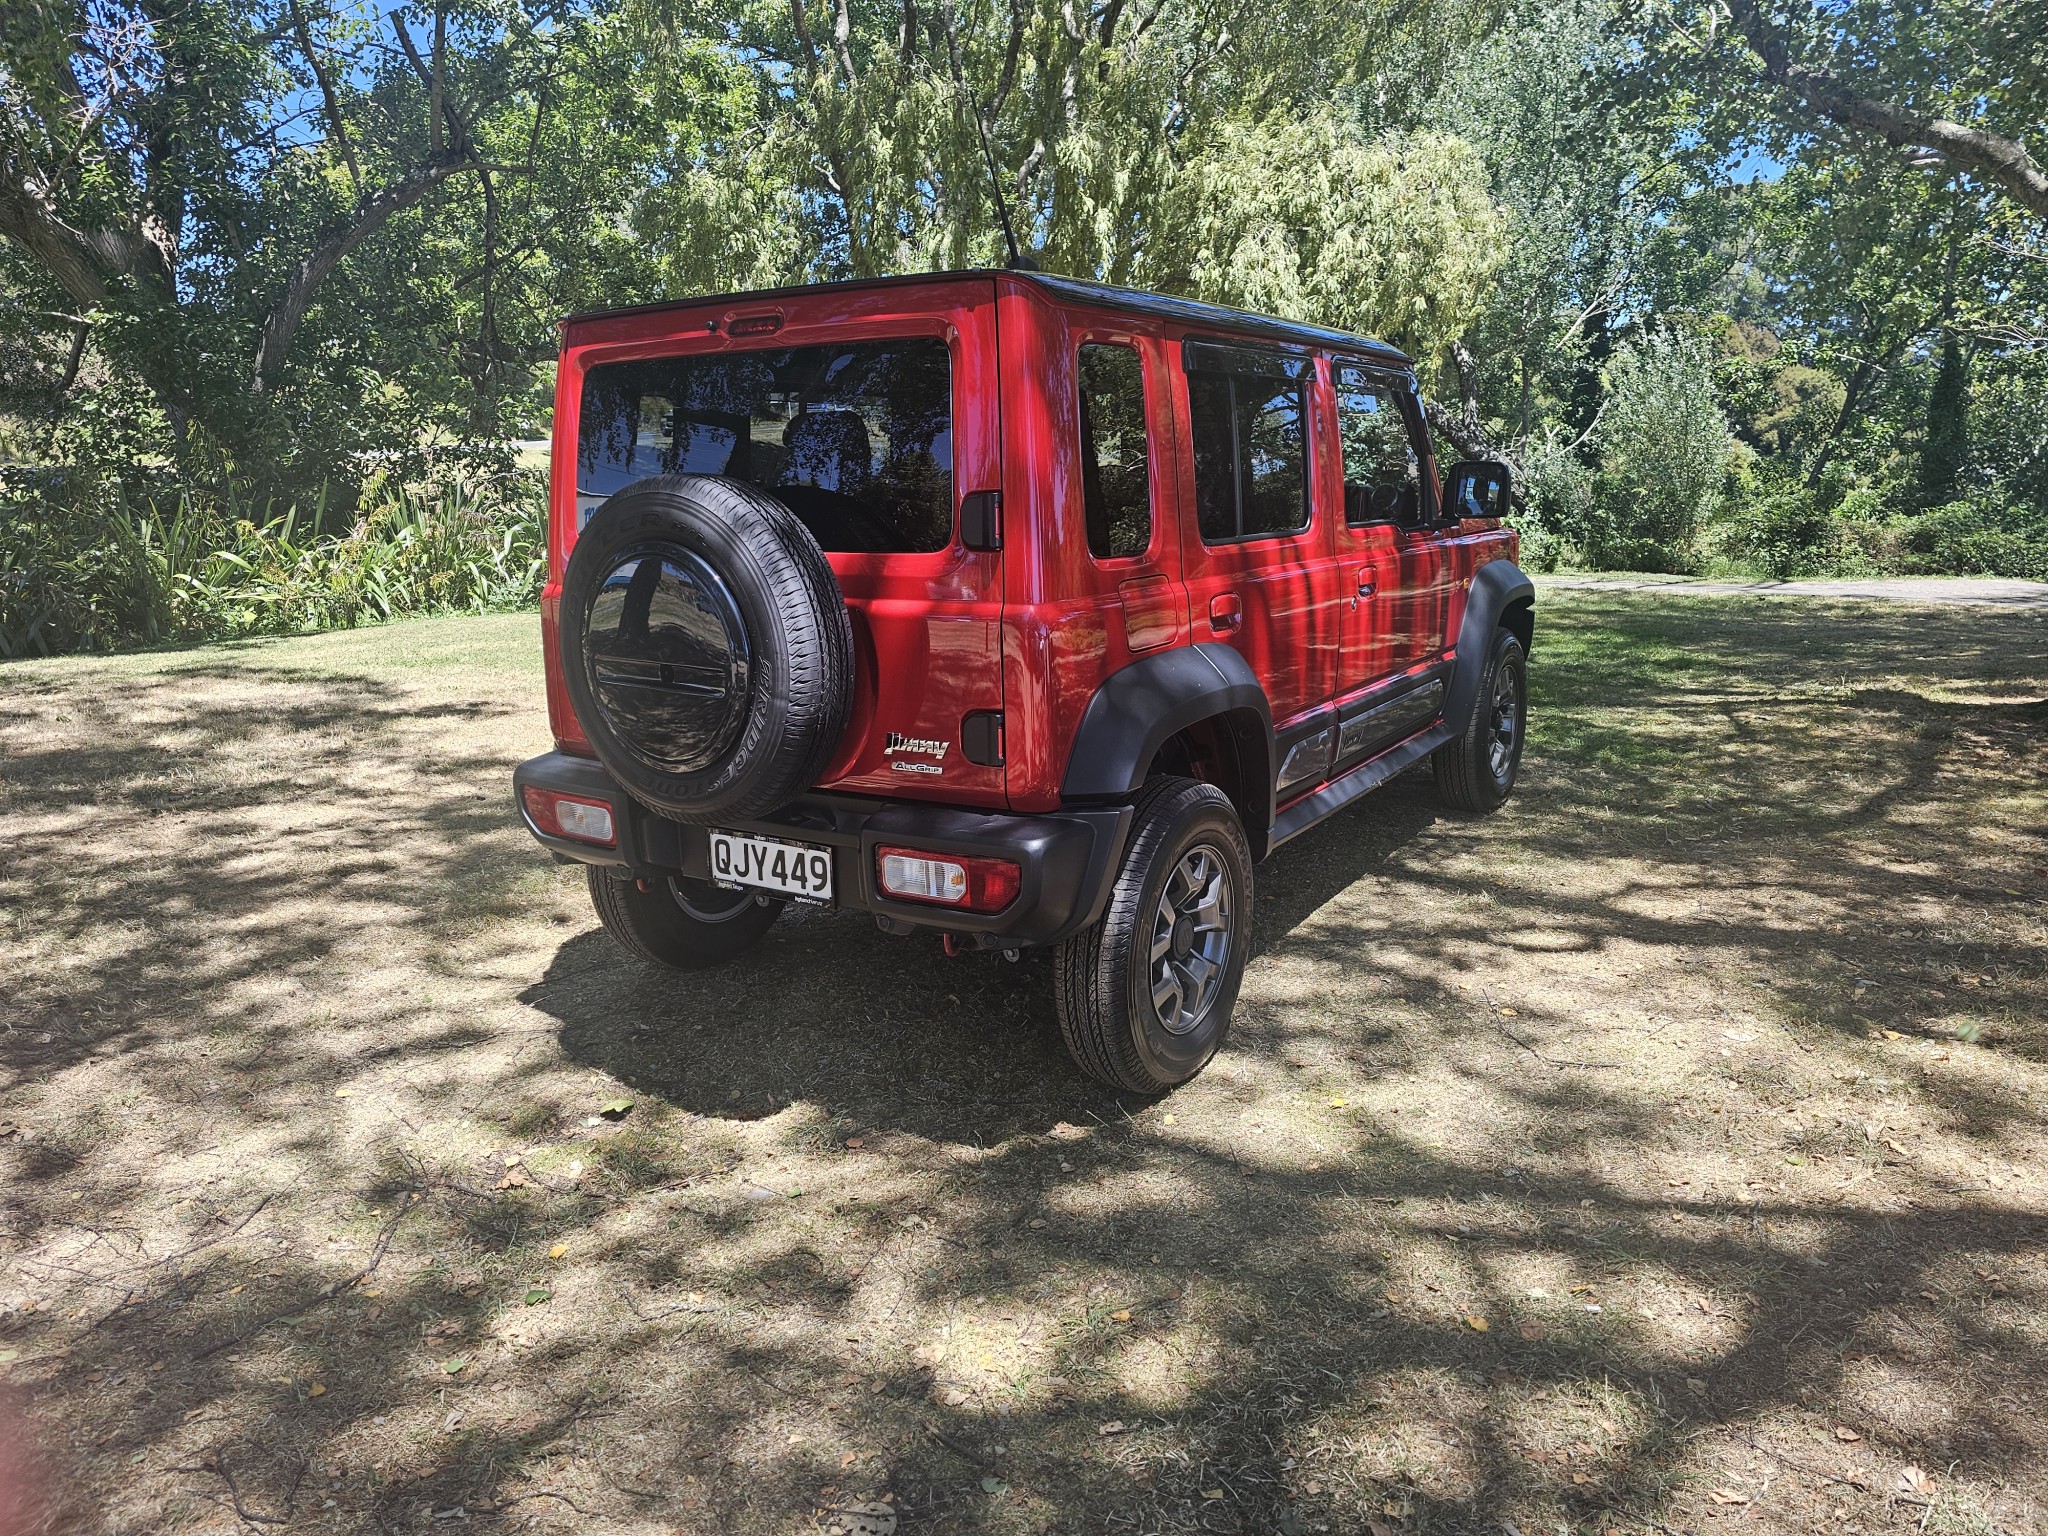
[[0, 593, 2044, 1536]]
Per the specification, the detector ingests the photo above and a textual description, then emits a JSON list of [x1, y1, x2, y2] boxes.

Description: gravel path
[[1540, 573, 2048, 608]]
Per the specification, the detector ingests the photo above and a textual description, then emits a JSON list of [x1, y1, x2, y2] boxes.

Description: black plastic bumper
[[512, 751, 1132, 948]]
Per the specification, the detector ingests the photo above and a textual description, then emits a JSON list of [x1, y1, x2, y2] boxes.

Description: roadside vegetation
[[1, 592, 2042, 1534], [2, 0, 2045, 657]]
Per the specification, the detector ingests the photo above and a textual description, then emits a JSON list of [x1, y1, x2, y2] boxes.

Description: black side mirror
[[1443, 460, 1512, 523]]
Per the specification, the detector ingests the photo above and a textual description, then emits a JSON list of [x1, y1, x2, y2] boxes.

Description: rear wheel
[[586, 866, 782, 970], [1433, 627, 1526, 813], [1054, 777, 1253, 1094]]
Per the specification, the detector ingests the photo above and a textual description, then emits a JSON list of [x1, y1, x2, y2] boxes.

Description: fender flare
[[1445, 559, 1535, 728], [1061, 642, 1275, 813]]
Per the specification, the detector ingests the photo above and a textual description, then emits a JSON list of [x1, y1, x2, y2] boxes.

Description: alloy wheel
[[1147, 845, 1234, 1036]]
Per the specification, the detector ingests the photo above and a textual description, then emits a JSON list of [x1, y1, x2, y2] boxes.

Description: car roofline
[[559, 269, 1415, 369]]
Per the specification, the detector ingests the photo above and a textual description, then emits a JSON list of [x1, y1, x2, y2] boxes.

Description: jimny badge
[[885, 732, 948, 774]]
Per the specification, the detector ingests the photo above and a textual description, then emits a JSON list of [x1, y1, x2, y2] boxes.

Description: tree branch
[[289, 0, 362, 193], [1723, 0, 2048, 220], [251, 155, 485, 391]]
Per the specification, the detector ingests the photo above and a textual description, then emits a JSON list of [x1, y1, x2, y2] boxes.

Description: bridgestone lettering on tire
[[1054, 777, 1254, 1094], [562, 475, 855, 824]]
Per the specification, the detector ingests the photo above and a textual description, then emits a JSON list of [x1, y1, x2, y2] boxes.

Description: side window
[[1077, 344, 1151, 560], [1185, 342, 1310, 542], [1335, 364, 1422, 525]]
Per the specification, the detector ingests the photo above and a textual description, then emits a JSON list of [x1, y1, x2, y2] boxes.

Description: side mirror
[[1443, 460, 1512, 523]]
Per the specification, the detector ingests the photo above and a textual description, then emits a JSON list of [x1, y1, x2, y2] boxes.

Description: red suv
[[514, 271, 1531, 1092]]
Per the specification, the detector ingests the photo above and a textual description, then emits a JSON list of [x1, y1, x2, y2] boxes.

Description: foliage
[[1583, 328, 1734, 571], [2, 0, 2046, 659], [0, 470, 544, 658]]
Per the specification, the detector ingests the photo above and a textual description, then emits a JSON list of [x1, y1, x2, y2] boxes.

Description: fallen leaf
[[524, 1288, 551, 1306], [307, 1383, 326, 1398], [1384, 1291, 1405, 1305], [1304, 1480, 1323, 1494], [1707, 1489, 1749, 1505], [1097, 1420, 1126, 1436], [1899, 1465, 1935, 1497], [598, 1098, 634, 1120], [980, 1476, 1008, 1495], [941, 1387, 967, 1406], [1499, 1008, 1518, 1016], [1028, 1218, 1046, 1230], [1162, 1114, 1177, 1125], [825, 1500, 897, 1536], [333, 1088, 354, 1099], [1882, 1030, 1903, 1041], [1517, 1320, 1545, 1341], [1329, 1098, 1348, 1108], [442, 1358, 467, 1374], [840, 1451, 858, 1468], [1833, 1425, 1861, 1442], [1202, 1489, 1225, 1501], [1466, 1316, 1490, 1332], [1383, 1500, 1412, 1517], [1368, 1521, 1393, 1536], [547, 1243, 568, 1260], [1572, 1472, 1591, 1485], [844, 1137, 865, 1149]]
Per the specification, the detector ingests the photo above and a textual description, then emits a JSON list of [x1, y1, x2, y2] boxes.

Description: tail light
[[875, 846, 1021, 913], [522, 786, 616, 846]]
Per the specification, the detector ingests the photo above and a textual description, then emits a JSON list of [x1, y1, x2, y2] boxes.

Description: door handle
[[1351, 570, 1376, 608], [1209, 593, 1243, 633]]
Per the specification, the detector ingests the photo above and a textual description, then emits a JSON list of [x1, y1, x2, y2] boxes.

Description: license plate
[[708, 830, 834, 905]]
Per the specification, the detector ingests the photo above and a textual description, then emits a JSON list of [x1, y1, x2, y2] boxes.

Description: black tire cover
[[561, 475, 855, 824]]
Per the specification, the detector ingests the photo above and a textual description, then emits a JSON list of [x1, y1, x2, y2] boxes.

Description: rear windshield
[[575, 338, 954, 552]]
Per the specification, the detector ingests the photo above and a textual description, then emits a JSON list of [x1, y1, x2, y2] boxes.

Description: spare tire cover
[[561, 475, 855, 824]]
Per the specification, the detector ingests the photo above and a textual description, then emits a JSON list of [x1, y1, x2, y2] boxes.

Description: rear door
[[1171, 337, 1343, 795], [561, 278, 1006, 807]]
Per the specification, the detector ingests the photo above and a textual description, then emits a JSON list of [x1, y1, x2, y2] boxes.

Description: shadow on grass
[[2, 596, 2044, 1534]]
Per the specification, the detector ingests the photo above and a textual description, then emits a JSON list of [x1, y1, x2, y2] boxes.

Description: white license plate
[[708, 830, 834, 904]]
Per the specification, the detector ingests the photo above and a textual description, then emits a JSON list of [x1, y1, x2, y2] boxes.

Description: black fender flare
[[1061, 641, 1275, 827], [1445, 559, 1535, 728]]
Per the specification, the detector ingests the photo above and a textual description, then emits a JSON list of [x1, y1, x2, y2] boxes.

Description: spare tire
[[561, 475, 854, 824]]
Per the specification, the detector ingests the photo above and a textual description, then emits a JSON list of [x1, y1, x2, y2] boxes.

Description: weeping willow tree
[[618, 0, 1510, 371]]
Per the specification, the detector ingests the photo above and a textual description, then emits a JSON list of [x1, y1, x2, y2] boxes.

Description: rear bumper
[[513, 751, 1131, 948]]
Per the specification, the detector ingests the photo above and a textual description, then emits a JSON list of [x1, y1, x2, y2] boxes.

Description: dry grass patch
[[0, 595, 2043, 1536]]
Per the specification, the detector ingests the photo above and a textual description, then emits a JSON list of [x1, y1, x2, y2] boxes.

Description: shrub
[[1585, 328, 1735, 571], [0, 471, 546, 659], [1899, 499, 2048, 581]]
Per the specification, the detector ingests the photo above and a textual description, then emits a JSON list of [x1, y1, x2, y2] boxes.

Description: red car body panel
[[542, 271, 1515, 818]]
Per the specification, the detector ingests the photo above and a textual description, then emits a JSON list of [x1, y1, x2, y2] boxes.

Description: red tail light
[[875, 846, 1021, 913]]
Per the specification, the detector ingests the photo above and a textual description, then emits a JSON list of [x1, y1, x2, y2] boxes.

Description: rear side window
[[1335, 365, 1421, 525], [576, 339, 954, 552], [1077, 344, 1151, 560], [1184, 342, 1310, 543]]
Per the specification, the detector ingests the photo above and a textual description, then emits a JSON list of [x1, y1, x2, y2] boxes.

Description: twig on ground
[[193, 1181, 431, 1360]]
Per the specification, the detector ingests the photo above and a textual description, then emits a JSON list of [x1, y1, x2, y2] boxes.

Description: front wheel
[[1433, 627, 1526, 813], [586, 866, 783, 970], [1054, 777, 1254, 1094]]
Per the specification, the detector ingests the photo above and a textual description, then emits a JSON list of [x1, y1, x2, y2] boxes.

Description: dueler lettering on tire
[[561, 475, 855, 824]]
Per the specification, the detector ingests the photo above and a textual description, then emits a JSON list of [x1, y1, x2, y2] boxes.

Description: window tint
[[576, 339, 954, 553], [1335, 365, 1421, 525], [1187, 356, 1310, 543], [1077, 344, 1151, 560]]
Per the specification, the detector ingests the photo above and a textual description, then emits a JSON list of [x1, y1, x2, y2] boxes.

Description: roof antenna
[[969, 101, 1035, 270]]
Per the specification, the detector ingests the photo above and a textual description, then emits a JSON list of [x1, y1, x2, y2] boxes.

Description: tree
[[0, 0, 565, 497], [1916, 330, 1970, 506]]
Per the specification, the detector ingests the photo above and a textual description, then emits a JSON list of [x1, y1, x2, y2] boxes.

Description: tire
[[561, 475, 854, 824], [586, 866, 783, 970], [1433, 627, 1526, 813], [1053, 777, 1254, 1094]]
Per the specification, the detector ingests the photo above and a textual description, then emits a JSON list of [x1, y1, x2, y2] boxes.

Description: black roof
[[562, 269, 1414, 369]]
